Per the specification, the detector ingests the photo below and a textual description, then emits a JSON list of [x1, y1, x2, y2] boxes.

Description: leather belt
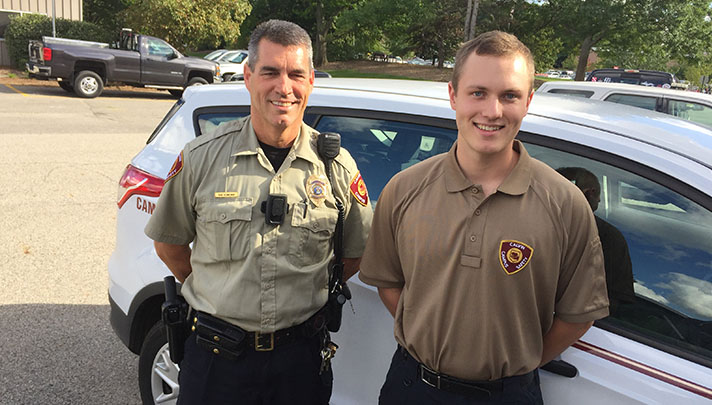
[[400, 346, 536, 399], [194, 307, 329, 356]]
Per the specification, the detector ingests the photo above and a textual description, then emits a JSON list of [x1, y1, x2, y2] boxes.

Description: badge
[[307, 174, 329, 207], [499, 240, 534, 275], [165, 152, 183, 182], [349, 171, 369, 207]]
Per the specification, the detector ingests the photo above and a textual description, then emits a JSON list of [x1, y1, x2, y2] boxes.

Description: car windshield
[[225, 52, 247, 64]]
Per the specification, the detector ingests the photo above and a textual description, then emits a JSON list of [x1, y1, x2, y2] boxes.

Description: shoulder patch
[[165, 151, 184, 182], [349, 171, 369, 206]]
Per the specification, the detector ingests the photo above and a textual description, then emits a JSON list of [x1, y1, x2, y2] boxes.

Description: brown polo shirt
[[359, 140, 608, 381]]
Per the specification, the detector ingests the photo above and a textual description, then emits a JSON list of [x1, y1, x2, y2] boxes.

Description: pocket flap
[[291, 203, 337, 232], [205, 198, 253, 224]]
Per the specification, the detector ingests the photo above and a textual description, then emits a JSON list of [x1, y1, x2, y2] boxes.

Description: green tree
[[120, 0, 251, 51], [541, 0, 711, 81], [84, 0, 129, 31]]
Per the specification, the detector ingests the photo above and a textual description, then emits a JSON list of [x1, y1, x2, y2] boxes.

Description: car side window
[[147, 38, 175, 58], [667, 99, 712, 127], [314, 116, 457, 203], [524, 141, 712, 364], [604, 94, 659, 111]]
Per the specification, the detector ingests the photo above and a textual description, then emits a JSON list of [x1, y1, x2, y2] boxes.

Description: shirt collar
[[232, 118, 320, 164], [444, 139, 532, 195]]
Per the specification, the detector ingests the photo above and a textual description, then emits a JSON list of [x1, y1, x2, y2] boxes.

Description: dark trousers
[[177, 331, 332, 405], [379, 347, 543, 405]]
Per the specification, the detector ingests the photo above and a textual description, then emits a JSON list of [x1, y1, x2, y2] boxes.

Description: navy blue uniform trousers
[[177, 331, 332, 405], [379, 347, 543, 404]]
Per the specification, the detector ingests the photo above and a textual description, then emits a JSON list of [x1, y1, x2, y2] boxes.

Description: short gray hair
[[247, 20, 313, 71]]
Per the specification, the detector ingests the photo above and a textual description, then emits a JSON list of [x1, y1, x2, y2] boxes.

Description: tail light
[[117, 165, 164, 208], [42, 47, 52, 61]]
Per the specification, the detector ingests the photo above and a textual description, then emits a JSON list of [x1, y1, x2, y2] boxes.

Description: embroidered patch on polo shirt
[[499, 240, 533, 275], [349, 171, 369, 206], [165, 152, 183, 182]]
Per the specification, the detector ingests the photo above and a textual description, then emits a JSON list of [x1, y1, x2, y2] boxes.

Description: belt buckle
[[420, 365, 441, 389], [255, 332, 274, 351]]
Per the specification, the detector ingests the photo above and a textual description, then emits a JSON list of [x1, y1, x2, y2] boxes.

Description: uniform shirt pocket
[[289, 202, 337, 267], [200, 198, 253, 262]]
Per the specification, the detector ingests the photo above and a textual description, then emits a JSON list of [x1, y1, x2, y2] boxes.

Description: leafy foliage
[[5, 14, 110, 68], [120, 0, 251, 51], [84, 0, 130, 31]]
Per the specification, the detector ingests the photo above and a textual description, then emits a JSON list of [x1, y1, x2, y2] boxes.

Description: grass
[[325, 69, 425, 80], [8, 73, 16, 78]]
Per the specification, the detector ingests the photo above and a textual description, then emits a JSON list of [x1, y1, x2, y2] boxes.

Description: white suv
[[537, 80, 712, 128], [109, 79, 712, 404]]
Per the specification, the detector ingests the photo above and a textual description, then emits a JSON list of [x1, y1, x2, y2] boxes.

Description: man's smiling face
[[448, 52, 533, 160], [244, 38, 314, 144]]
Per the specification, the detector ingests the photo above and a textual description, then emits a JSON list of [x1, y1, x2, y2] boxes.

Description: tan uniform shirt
[[146, 117, 373, 332], [359, 140, 608, 381]]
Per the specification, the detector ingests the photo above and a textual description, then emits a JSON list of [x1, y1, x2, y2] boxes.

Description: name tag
[[214, 192, 239, 198]]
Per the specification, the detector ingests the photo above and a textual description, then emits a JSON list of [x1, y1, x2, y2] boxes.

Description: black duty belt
[[399, 346, 536, 399], [193, 308, 329, 359]]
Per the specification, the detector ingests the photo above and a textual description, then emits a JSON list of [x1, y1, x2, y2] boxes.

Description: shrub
[[5, 14, 111, 68]]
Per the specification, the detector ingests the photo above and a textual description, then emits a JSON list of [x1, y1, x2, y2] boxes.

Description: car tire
[[168, 89, 183, 98], [73, 70, 104, 98], [58, 81, 73, 93], [187, 77, 208, 87], [222, 74, 233, 82], [138, 321, 180, 405]]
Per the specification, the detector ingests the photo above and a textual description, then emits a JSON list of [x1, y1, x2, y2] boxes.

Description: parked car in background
[[109, 79, 712, 405], [537, 80, 712, 128], [26, 29, 220, 98], [586, 68, 676, 88], [203, 49, 230, 61], [214, 49, 249, 81]]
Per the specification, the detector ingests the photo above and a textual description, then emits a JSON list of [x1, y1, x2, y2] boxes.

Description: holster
[[194, 312, 247, 361], [161, 277, 189, 364]]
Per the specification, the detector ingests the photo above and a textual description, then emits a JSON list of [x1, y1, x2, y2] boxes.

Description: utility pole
[[52, 0, 56, 37]]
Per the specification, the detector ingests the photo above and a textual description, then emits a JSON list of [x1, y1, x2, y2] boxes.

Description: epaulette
[[333, 147, 355, 173], [187, 116, 248, 152]]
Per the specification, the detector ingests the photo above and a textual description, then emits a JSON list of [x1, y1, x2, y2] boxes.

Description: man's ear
[[526, 89, 534, 108], [448, 81, 457, 111], [243, 64, 252, 89]]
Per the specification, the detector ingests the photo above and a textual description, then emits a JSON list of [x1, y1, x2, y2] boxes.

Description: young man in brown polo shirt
[[359, 31, 609, 404]]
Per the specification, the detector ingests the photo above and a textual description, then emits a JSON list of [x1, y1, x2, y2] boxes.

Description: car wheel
[[168, 89, 183, 98], [222, 74, 233, 82], [58, 81, 73, 93], [73, 70, 103, 98], [187, 77, 208, 87], [139, 321, 180, 405]]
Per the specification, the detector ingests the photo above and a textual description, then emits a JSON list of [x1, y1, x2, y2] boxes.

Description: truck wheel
[[58, 81, 73, 93], [74, 70, 103, 98], [168, 89, 183, 98], [222, 74, 233, 82], [187, 77, 208, 87], [139, 321, 180, 405]]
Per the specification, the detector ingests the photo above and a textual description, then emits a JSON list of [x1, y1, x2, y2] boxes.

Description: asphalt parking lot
[[0, 82, 176, 404]]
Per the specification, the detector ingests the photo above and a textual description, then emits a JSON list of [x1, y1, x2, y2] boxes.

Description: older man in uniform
[[145, 20, 372, 404], [359, 31, 609, 404]]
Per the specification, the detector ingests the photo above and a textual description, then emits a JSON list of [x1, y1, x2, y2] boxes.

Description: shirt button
[[312, 222, 319, 230], [475, 209, 481, 216], [470, 235, 477, 242], [220, 213, 227, 220], [472, 188, 479, 194]]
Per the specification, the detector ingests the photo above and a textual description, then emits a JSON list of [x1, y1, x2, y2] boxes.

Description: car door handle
[[540, 359, 578, 378]]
